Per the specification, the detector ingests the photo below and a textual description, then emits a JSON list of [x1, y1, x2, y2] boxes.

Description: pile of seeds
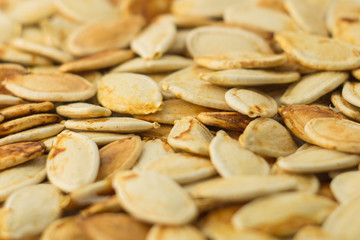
[[0, 0, 360, 239]]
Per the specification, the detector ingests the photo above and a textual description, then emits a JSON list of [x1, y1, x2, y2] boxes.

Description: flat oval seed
[[330, 171, 360, 203], [323, 195, 360, 239], [0, 101, 54, 120], [225, 88, 278, 118], [56, 103, 111, 119], [98, 72, 163, 115], [210, 130, 270, 177], [239, 118, 298, 158], [4, 73, 96, 102], [189, 175, 297, 202], [0, 141, 45, 170], [64, 117, 159, 133], [0, 113, 62, 137], [0, 184, 63, 239], [197, 111, 253, 131], [232, 192, 337, 237], [66, 16, 144, 56], [79, 213, 149, 240], [342, 81, 360, 108], [331, 90, 360, 121], [275, 31, 360, 70], [0, 123, 64, 146], [277, 145, 360, 173], [0, 155, 46, 201], [280, 71, 348, 105], [131, 17, 176, 60], [168, 116, 213, 156], [186, 26, 272, 58], [47, 130, 100, 192], [113, 170, 198, 225], [111, 55, 193, 74], [145, 153, 216, 184], [195, 51, 287, 70], [147, 225, 206, 240], [279, 104, 345, 143], [305, 118, 360, 154], [97, 136, 143, 180], [59, 49, 135, 73], [200, 69, 300, 87], [165, 78, 232, 110]]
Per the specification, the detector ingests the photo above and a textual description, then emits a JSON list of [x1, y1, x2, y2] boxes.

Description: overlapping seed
[[78, 213, 150, 240], [239, 117, 298, 157], [224, 1, 297, 34], [98, 72, 163, 115], [225, 88, 278, 118], [195, 51, 287, 70], [330, 171, 360, 203], [280, 71, 348, 105], [47, 130, 100, 192], [200, 68, 300, 87], [189, 175, 297, 202], [277, 145, 360, 173], [168, 116, 213, 156], [113, 170, 198, 225], [97, 136, 143, 180], [232, 192, 337, 237], [111, 54, 193, 74], [279, 104, 345, 143], [323, 194, 360, 239], [0, 0, 360, 238], [131, 17, 176, 60], [64, 117, 159, 133], [0, 155, 46, 201], [144, 152, 216, 184], [186, 26, 273, 58], [0, 184, 63, 239], [4, 73, 97, 102], [210, 130, 270, 177]]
